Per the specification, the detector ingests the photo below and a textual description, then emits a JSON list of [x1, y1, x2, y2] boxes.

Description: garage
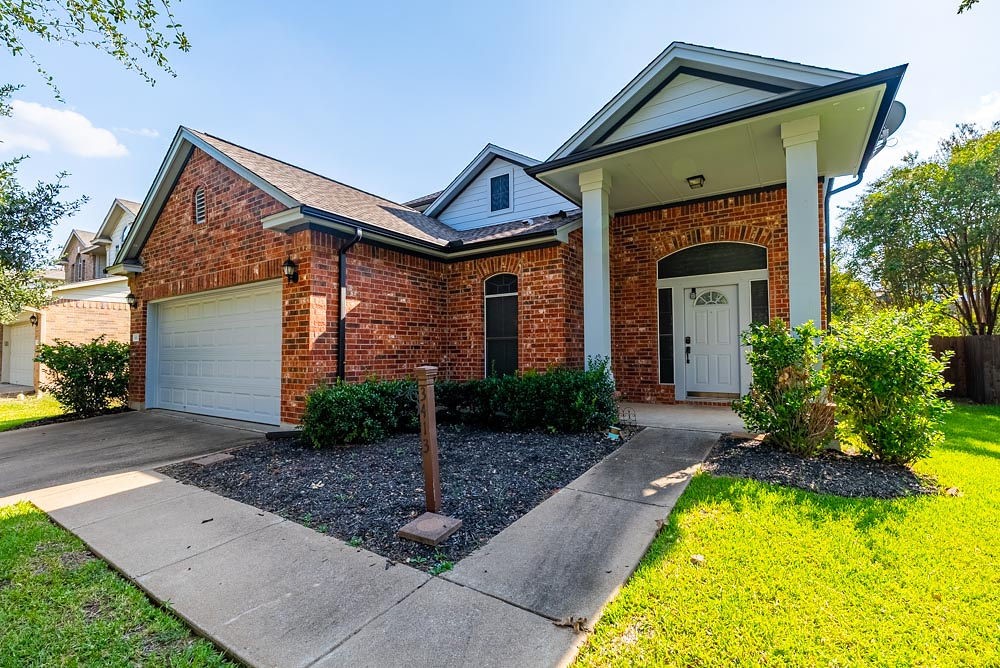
[[6, 323, 37, 387], [150, 282, 282, 425]]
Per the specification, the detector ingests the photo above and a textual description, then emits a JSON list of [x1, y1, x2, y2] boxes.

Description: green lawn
[[0, 395, 64, 432], [576, 404, 1000, 667], [0, 502, 235, 667]]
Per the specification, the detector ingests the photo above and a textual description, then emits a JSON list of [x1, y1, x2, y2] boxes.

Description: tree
[[838, 124, 1000, 335], [958, 0, 981, 13], [1, 0, 190, 95], [829, 260, 877, 323]]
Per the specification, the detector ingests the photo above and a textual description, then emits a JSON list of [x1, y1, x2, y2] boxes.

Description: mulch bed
[[6, 407, 130, 431], [160, 425, 621, 570], [703, 435, 937, 499]]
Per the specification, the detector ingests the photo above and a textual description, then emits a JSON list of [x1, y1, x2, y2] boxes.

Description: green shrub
[[300, 359, 618, 447], [300, 380, 397, 447], [825, 310, 951, 464], [733, 320, 834, 456], [34, 336, 129, 416]]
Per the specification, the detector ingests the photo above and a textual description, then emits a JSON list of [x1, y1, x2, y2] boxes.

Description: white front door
[[684, 284, 740, 395], [9, 323, 36, 386], [151, 282, 281, 425]]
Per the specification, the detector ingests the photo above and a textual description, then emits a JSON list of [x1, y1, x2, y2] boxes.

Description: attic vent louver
[[194, 187, 207, 224]]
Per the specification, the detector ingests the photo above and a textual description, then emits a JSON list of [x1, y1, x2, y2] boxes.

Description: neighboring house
[[0, 200, 137, 390], [108, 42, 906, 426]]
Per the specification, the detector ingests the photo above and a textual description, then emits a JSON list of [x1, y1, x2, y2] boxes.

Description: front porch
[[622, 401, 743, 433]]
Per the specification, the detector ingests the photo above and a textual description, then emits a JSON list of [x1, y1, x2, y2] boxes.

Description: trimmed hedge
[[34, 336, 129, 416], [300, 358, 618, 448]]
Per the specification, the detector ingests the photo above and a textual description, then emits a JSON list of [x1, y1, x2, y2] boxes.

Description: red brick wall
[[610, 185, 823, 403], [442, 228, 584, 379], [343, 243, 445, 381]]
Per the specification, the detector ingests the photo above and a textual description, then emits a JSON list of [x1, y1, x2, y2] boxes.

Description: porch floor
[[622, 401, 743, 433]]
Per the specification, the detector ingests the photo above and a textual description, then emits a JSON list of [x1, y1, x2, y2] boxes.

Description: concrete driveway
[[0, 410, 264, 498]]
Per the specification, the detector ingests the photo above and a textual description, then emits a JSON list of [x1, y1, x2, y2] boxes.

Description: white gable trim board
[[145, 281, 282, 425], [435, 158, 576, 231]]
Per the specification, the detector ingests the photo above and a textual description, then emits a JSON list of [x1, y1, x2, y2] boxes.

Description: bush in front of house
[[733, 320, 834, 456], [34, 336, 129, 416], [300, 359, 618, 447], [825, 310, 952, 464]]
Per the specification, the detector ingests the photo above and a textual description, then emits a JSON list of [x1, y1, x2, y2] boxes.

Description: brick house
[[0, 200, 137, 391], [109, 43, 906, 426]]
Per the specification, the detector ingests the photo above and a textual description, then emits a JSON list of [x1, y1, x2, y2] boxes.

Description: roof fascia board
[[263, 206, 576, 261], [548, 42, 857, 160], [528, 65, 907, 178], [105, 261, 144, 276], [423, 144, 540, 218]]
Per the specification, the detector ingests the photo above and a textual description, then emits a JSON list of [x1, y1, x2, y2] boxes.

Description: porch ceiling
[[533, 84, 886, 213]]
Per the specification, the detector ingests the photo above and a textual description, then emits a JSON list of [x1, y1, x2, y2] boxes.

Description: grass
[[0, 502, 235, 667], [0, 395, 64, 432], [576, 404, 1000, 667]]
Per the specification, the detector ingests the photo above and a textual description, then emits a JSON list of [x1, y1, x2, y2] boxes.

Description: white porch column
[[579, 168, 612, 366], [781, 116, 822, 327]]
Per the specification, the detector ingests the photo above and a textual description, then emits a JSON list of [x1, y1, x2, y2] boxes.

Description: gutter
[[337, 228, 363, 381], [824, 175, 863, 326]]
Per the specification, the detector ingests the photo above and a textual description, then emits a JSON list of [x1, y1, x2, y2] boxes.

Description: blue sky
[[2, 0, 999, 254]]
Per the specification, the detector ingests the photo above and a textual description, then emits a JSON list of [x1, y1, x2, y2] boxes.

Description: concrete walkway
[[12, 426, 717, 668], [622, 401, 744, 433]]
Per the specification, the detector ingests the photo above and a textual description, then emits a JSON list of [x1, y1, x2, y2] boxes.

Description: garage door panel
[[153, 283, 280, 424]]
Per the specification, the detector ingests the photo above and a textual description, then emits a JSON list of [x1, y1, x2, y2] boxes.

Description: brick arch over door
[[610, 186, 795, 403]]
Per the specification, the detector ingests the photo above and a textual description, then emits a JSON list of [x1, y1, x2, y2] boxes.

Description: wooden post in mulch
[[396, 365, 462, 546]]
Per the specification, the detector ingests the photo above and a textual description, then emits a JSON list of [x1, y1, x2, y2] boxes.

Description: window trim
[[488, 168, 515, 215], [483, 273, 519, 376]]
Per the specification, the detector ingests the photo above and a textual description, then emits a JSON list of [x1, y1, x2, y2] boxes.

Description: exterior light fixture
[[282, 258, 299, 283], [689, 288, 697, 300], [29, 314, 38, 327], [686, 174, 705, 189], [125, 293, 138, 309]]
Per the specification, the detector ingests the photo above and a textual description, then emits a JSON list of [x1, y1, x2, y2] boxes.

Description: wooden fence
[[931, 336, 1000, 404]]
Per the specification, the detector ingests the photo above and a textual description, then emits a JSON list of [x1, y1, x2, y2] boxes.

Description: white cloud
[[892, 91, 1000, 159], [0, 100, 128, 158], [115, 126, 160, 138]]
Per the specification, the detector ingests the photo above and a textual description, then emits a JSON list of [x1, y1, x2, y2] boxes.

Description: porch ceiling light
[[282, 258, 299, 283], [686, 174, 706, 189], [29, 314, 38, 327], [125, 293, 138, 309]]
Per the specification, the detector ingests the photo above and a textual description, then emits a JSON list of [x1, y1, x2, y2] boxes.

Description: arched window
[[484, 273, 518, 376], [193, 187, 207, 225]]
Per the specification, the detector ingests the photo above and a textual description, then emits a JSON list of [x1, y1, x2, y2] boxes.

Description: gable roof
[[422, 144, 541, 218], [94, 198, 141, 242], [57, 229, 96, 261], [114, 128, 580, 266], [548, 41, 856, 160]]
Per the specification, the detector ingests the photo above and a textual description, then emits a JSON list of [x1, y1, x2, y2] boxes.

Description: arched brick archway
[[609, 186, 797, 403]]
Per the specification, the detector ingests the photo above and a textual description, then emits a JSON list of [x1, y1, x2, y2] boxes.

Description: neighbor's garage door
[[8, 323, 36, 386], [153, 282, 281, 424]]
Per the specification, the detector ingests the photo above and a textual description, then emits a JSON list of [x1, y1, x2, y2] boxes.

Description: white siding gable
[[601, 73, 781, 145], [108, 209, 136, 265], [51, 276, 129, 303], [437, 158, 575, 230]]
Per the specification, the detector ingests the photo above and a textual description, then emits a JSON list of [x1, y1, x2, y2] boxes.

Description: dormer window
[[194, 187, 207, 224], [490, 172, 511, 213]]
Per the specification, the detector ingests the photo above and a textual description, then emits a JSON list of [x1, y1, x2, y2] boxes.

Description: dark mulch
[[160, 425, 621, 570], [703, 436, 937, 499], [7, 406, 130, 431]]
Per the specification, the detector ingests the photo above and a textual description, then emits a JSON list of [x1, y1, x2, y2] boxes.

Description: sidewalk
[[13, 427, 718, 668]]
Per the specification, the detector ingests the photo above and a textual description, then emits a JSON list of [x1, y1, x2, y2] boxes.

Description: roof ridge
[[668, 41, 859, 76]]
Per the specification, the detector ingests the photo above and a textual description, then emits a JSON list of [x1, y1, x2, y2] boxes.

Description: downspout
[[337, 228, 363, 381], [823, 175, 863, 326]]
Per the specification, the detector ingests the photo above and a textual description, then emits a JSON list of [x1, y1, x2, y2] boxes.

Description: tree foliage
[[0, 0, 190, 95], [958, 0, 981, 13], [838, 124, 1000, 335]]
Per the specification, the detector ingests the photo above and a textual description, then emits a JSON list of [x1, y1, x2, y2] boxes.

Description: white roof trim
[[548, 42, 856, 160], [94, 198, 141, 240], [57, 230, 96, 260], [116, 126, 300, 263], [52, 276, 127, 292], [423, 144, 541, 218]]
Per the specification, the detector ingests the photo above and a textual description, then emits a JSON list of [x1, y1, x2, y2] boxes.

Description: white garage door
[[153, 282, 281, 425], [9, 323, 36, 386]]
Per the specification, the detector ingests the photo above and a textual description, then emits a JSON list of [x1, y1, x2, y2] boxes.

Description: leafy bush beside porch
[[301, 358, 618, 448], [34, 337, 129, 416]]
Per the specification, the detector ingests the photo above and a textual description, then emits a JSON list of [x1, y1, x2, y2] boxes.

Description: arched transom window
[[484, 273, 518, 376], [694, 290, 729, 306]]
